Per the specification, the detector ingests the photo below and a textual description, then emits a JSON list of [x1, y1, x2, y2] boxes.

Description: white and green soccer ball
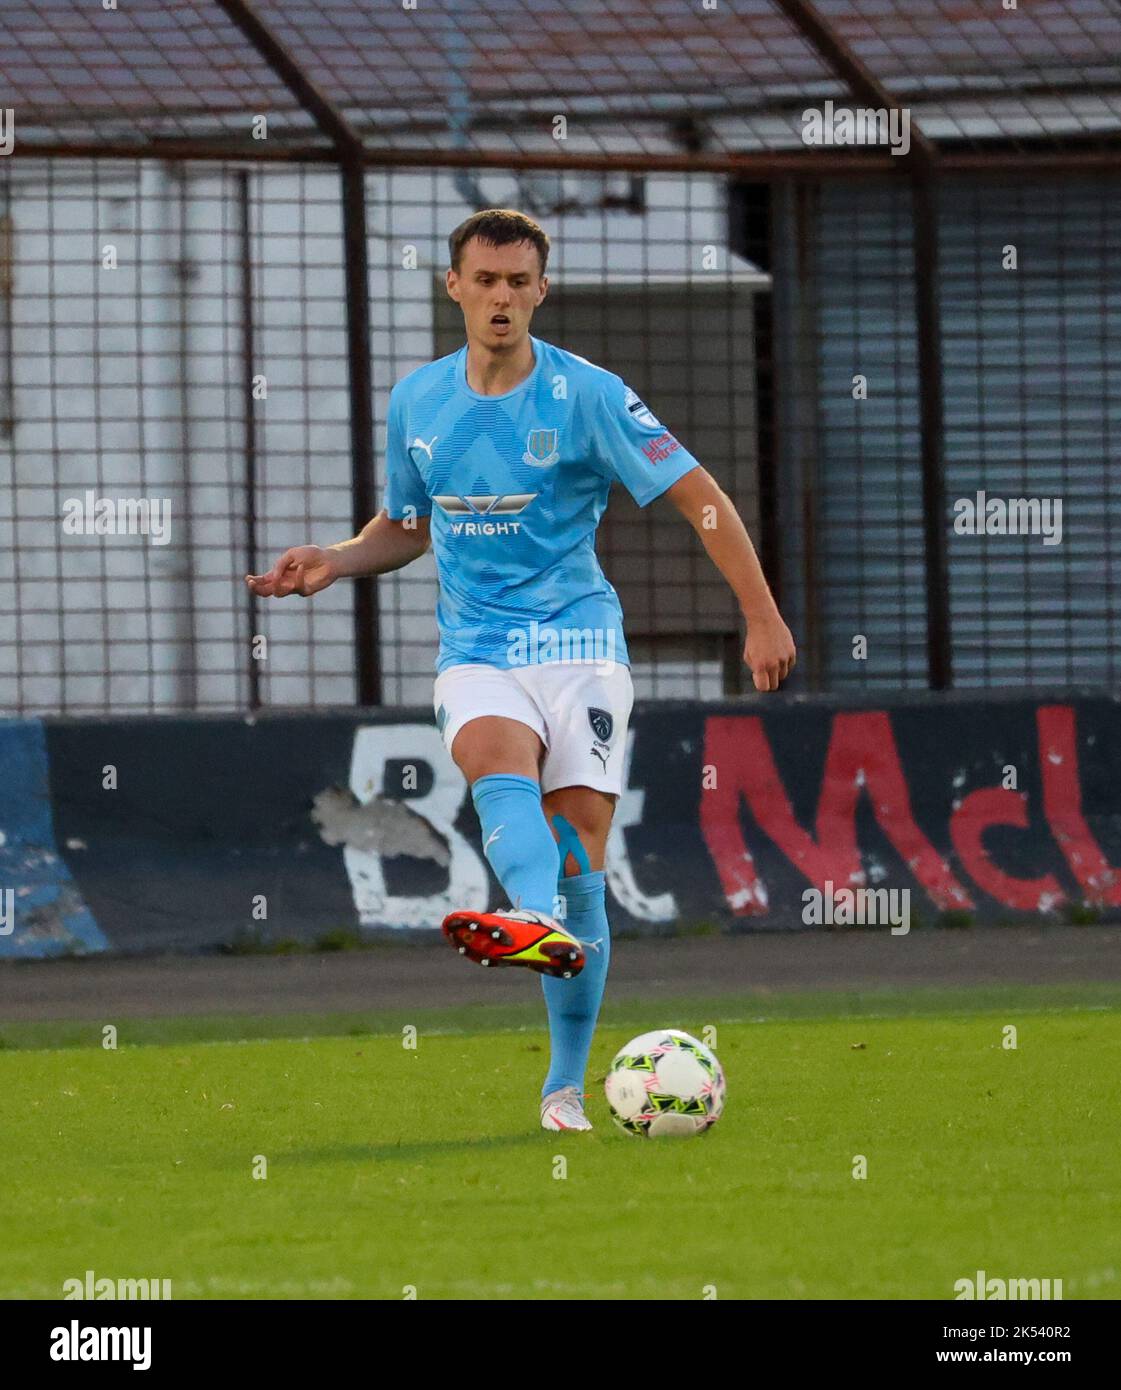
[[604, 1028, 726, 1137]]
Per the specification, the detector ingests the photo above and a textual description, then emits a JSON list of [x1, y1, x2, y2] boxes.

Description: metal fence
[[2, 0, 1120, 714]]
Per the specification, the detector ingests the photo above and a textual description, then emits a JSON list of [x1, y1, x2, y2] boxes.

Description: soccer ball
[[604, 1028, 726, 1137]]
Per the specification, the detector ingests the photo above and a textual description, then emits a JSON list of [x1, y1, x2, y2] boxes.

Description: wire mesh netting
[[1, 0, 1120, 713], [772, 172, 1121, 690]]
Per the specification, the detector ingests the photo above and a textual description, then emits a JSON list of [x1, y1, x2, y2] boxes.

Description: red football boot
[[441, 907, 585, 979]]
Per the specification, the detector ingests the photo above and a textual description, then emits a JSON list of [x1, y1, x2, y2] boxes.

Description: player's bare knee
[[546, 802, 610, 877]]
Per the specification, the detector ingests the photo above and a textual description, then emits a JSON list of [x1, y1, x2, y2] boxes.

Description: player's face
[[446, 239, 548, 351]]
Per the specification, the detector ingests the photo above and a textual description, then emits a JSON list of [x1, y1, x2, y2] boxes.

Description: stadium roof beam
[[771, 0, 941, 168], [12, 137, 1121, 175]]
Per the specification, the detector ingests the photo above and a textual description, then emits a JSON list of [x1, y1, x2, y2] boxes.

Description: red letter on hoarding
[[700, 712, 972, 917], [949, 788, 1064, 910], [1038, 704, 1121, 905]]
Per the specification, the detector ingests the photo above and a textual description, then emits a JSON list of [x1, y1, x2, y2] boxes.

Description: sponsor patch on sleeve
[[641, 431, 682, 464], [624, 385, 662, 430]]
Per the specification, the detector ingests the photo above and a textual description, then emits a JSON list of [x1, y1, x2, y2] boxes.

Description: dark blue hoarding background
[[1, 690, 1119, 957]]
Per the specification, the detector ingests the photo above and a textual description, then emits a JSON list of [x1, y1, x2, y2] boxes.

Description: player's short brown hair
[[448, 209, 550, 277]]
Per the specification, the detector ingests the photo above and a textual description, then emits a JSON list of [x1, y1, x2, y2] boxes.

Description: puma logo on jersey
[[483, 825, 505, 853], [412, 436, 438, 460]]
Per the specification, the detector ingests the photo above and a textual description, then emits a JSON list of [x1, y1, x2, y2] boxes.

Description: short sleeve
[[384, 388, 432, 520], [590, 374, 701, 507]]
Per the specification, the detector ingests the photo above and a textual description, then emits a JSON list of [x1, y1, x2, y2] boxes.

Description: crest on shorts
[[588, 707, 613, 743], [523, 427, 560, 468]]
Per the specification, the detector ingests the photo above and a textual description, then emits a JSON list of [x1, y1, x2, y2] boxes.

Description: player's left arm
[[664, 466, 796, 692]]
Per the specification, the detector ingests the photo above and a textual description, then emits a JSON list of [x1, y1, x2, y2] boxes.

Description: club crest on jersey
[[523, 427, 560, 468], [588, 707, 613, 742]]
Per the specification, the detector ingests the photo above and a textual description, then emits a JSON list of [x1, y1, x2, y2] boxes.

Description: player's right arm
[[246, 384, 433, 599], [245, 511, 430, 598]]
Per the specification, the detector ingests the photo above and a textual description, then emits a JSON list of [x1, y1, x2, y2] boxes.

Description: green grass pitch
[[2, 985, 1119, 1300]]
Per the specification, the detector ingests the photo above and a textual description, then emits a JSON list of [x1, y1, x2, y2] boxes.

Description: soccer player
[[247, 209, 795, 1132]]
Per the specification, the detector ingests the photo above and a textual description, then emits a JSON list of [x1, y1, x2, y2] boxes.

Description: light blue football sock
[[470, 773, 560, 918], [540, 868, 610, 1098]]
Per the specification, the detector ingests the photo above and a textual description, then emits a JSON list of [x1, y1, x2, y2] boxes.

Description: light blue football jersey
[[384, 335, 701, 674]]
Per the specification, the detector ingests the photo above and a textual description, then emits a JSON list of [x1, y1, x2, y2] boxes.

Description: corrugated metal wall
[[776, 175, 1121, 691]]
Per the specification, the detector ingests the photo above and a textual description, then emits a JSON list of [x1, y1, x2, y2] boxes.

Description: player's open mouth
[[490, 315, 511, 333]]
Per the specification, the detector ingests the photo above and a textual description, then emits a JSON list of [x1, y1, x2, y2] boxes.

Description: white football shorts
[[433, 660, 634, 796]]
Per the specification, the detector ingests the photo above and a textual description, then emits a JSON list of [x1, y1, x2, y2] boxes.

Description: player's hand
[[245, 545, 341, 598], [744, 614, 796, 692]]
